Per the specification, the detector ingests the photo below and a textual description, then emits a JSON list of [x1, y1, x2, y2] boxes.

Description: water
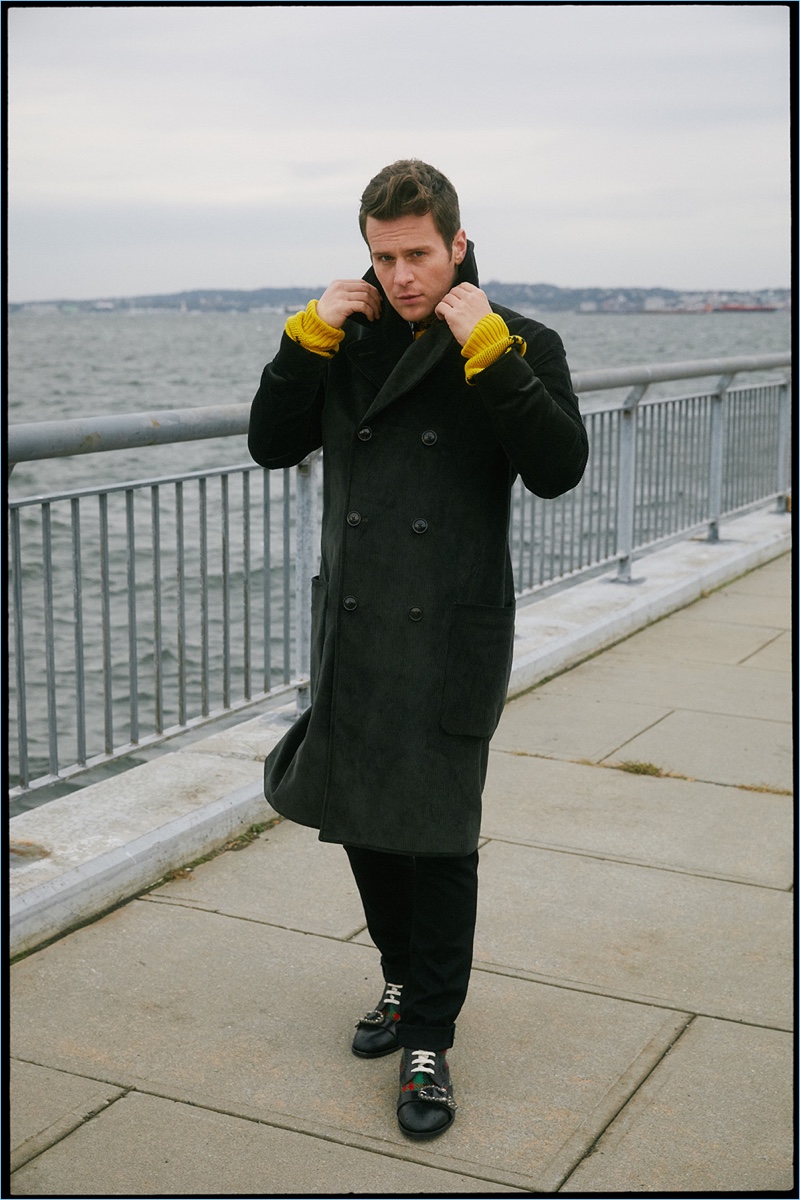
[[8, 308, 791, 808], [8, 307, 791, 497], [8, 310, 288, 498]]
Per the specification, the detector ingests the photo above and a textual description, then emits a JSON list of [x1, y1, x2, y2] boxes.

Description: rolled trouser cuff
[[396, 1021, 455, 1051]]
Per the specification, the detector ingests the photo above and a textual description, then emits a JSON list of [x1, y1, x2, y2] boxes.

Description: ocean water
[[8, 307, 791, 498], [7, 307, 791, 807]]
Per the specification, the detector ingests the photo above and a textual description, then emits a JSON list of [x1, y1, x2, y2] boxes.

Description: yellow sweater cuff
[[285, 299, 345, 357], [461, 313, 526, 383]]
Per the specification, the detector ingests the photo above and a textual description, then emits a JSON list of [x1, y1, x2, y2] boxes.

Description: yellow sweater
[[285, 300, 526, 383]]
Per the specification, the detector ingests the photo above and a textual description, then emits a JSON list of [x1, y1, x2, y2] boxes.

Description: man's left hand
[[435, 282, 493, 346]]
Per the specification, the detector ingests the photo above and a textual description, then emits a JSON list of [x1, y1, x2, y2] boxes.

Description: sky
[[6, 3, 792, 302]]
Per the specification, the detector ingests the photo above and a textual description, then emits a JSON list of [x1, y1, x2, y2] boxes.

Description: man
[[248, 160, 588, 1139]]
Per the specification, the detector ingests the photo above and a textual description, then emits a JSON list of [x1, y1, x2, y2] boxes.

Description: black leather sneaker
[[351, 982, 403, 1058], [397, 1048, 457, 1138]]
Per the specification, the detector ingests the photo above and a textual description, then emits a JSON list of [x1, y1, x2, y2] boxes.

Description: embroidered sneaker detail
[[356, 982, 403, 1028], [402, 1050, 445, 1092], [399, 1050, 457, 1110]]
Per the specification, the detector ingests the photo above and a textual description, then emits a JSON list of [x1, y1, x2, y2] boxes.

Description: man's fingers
[[435, 284, 492, 346], [343, 282, 381, 320], [318, 280, 382, 326]]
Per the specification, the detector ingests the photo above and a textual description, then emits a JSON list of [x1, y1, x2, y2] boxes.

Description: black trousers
[[344, 845, 479, 1051]]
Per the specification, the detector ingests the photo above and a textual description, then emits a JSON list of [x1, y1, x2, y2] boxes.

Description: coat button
[[343, 595, 358, 611], [409, 607, 423, 621], [357, 427, 373, 441], [346, 511, 362, 526], [421, 430, 437, 445], [412, 518, 428, 534]]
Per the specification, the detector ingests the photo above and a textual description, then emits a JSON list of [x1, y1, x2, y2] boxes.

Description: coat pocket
[[440, 602, 516, 738], [310, 575, 327, 701]]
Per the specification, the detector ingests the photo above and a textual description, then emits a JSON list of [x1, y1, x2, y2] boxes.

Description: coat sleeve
[[472, 320, 588, 499], [248, 333, 327, 468]]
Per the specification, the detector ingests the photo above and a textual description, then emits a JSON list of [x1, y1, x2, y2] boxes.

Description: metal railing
[[7, 353, 791, 801]]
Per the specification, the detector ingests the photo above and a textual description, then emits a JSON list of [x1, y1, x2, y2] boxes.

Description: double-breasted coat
[[248, 243, 588, 856]]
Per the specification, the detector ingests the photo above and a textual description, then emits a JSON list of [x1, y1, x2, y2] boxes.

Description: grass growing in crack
[[159, 816, 284, 883], [738, 782, 793, 796], [615, 761, 665, 777]]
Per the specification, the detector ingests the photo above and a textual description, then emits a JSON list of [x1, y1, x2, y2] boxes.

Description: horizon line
[[10, 281, 791, 307]]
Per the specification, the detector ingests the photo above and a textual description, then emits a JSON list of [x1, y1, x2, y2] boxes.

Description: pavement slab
[[482, 752, 794, 888], [606, 708, 793, 791], [588, 610, 787, 666], [10, 1089, 526, 1196], [493, 692, 671, 763], [473, 840, 792, 1028], [560, 1017, 794, 1194], [541, 655, 790, 722], [10, 1060, 125, 1173], [8, 898, 689, 1190], [740, 628, 791, 671], [675, 586, 790, 629], [146, 818, 366, 940]]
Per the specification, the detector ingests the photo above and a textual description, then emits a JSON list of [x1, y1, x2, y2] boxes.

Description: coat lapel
[[344, 326, 407, 392], [350, 320, 456, 422]]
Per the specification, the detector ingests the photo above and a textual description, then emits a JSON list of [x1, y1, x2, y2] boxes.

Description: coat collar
[[345, 241, 479, 422]]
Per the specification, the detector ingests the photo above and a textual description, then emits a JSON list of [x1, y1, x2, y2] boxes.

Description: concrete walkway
[[9, 551, 793, 1195]]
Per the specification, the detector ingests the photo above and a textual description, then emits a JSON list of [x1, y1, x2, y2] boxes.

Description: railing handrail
[[7, 404, 253, 466], [573, 352, 789, 393], [9, 461, 262, 509], [7, 354, 790, 466]]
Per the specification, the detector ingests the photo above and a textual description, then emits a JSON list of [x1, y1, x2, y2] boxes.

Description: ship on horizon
[[710, 303, 778, 312]]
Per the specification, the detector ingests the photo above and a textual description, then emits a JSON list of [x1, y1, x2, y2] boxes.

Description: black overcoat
[[248, 244, 588, 855]]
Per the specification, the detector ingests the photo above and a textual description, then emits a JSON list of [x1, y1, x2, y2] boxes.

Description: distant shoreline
[[8, 282, 790, 316]]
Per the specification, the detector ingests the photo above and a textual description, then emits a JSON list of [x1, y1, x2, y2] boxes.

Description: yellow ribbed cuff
[[461, 313, 526, 383], [285, 299, 345, 358]]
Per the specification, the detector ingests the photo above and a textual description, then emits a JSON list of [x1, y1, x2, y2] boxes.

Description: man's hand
[[435, 282, 493, 346], [316, 280, 382, 328]]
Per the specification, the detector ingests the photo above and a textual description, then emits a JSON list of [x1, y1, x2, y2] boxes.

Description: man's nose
[[395, 259, 415, 286]]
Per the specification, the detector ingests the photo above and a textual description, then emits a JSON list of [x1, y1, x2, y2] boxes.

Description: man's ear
[[452, 228, 467, 263]]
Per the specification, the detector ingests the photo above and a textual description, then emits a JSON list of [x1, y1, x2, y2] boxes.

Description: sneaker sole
[[351, 1041, 402, 1059]]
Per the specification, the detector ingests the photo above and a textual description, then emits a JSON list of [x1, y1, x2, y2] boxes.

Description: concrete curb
[[10, 781, 273, 958], [9, 507, 791, 959]]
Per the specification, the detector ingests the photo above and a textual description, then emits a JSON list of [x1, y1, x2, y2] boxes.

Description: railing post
[[707, 373, 735, 542], [615, 383, 647, 582], [776, 374, 792, 513], [295, 452, 319, 714], [10, 507, 29, 789]]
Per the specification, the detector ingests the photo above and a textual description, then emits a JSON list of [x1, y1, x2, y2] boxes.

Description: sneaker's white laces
[[410, 1049, 437, 1075], [382, 982, 403, 1006]]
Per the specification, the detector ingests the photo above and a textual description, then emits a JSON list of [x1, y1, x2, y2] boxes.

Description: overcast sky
[[7, 3, 791, 302]]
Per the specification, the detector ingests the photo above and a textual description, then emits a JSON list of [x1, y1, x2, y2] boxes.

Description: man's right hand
[[316, 280, 382, 328]]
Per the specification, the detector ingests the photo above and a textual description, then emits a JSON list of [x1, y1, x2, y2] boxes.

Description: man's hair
[[359, 160, 461, 249]]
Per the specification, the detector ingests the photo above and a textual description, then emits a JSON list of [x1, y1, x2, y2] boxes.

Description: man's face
[[365, 211, 467, 323]]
